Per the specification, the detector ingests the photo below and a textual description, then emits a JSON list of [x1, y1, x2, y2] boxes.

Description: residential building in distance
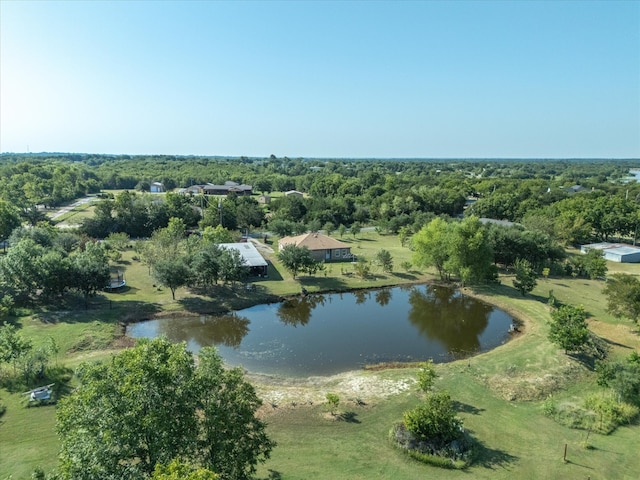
[[278, 232, 352, 262]]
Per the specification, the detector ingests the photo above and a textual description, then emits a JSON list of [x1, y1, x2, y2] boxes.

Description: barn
[[581, 242, 640, 263]]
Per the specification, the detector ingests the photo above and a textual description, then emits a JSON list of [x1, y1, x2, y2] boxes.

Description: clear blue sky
[[1, 0, 638, 158]]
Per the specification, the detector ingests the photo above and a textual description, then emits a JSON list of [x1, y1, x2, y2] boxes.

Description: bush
[[543, 393, 639, 434], [325, 393, 340, 415], [389, 423, 471, 469], [584, 393, 639, 433], [417, 360, 438, 393], [403, 391, 462, 444]]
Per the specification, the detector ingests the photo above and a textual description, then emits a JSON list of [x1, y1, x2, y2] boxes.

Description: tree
[[217, 248, 249, 286], [583, 248, 607, 280], [152, 460, 218, 480], [602, 273, 640, 324], [548, 304, 590, 354], [253, 178, 272, 195], [512, 258, 537, 296], [38, 250, 74, 298], [403, 391, 462, 443], [417, 360, 438, 393], [105, 232, 130, 251], [350, 222, 361, 239], [322, 221, 335, 236], [412, 217, 452, 281], [445, 216, 496, 286], [191, 244, 222, 287], [352, 256, 371, 279], [0, 324, 32, 374], [597, 352, 640, 404], [57, 338, 273, 480], [325, 393, 340, 415], [202, 225, 235, 245], [277, 245, 319, 279], [71, 242, 110, 302], [235, 197, 264, 232], [398, 225, 412, 247], [0, 200, 21, 249], [268, 219, 298, 237], [195, 347, 275, 479], [57, 339, 198, 479], [0, 238, 44, 301], [152, 257, 193, 300], [375, 249, 393, 274]]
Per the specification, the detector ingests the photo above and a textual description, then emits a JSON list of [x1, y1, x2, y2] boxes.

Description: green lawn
[[1, 233, 639, 479]]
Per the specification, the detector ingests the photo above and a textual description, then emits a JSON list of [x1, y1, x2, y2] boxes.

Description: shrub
[[543, 393, 639, 434], [417, 360, 438, 393], [389, 423, 471, 469], [584, 393, 639, 433], [403, 391, 462, 443], [325, 393, 340, 415]]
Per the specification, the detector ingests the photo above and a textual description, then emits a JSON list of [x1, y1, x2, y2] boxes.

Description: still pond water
[[128, 284, 514, 377]]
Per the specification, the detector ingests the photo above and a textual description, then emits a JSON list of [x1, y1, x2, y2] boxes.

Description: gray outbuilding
[[581, 242, 640, 263]]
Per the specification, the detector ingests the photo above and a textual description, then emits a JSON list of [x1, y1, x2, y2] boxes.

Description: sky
[[1, 0, 638, 159]]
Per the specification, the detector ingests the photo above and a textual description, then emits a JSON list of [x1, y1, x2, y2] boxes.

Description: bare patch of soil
[[250, 370, 416, 417]]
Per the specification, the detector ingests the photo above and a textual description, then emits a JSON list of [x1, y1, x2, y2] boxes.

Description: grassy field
[[1, 229, 639, 479], [251, 273, 640, 480]]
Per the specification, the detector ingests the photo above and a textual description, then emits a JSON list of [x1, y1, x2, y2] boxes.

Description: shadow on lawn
[[472, 283, 549, 305], [452, 400, 485, 415], [392, 272, 419, 280], [471, 437, 519, 470], [338, 411, 361, 423], [33, 298, 161, 324], [0, 364, 74, 396], [179, 296, 226, 314], [298, 276, 349, 291]]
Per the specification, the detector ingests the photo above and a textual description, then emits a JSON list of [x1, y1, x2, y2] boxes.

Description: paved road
[[49, 196, 97, 220]]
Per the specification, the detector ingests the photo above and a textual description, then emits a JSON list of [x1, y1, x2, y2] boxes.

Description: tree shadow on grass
[[601, 337, 633, 349], [298, 276, 349, 291], [471, 436, 519, 470], [1, 364, 74, 396], [338, 411, 361, 423], [33, 299, 161, 324], [472, 283, 549, 305], [392, 272, 419, 280], [178, 296, 226, 315], [452, 400, 485, 415], [261, 470, 282, 480]]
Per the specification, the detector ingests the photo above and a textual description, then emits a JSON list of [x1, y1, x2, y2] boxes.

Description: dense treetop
[[1, 154, 639, 251]]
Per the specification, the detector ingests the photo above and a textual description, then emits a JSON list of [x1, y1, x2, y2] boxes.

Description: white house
[[150, 182, 165, 193]]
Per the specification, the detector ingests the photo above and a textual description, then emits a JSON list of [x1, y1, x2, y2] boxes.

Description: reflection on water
[[128, 284, 513, 377], [277, 295, 326, 327], [375, 288, 392, 306], [408, 287, 490, 354], [134, 314, 250, 348]]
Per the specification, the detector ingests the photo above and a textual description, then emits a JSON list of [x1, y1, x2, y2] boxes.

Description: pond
[[128, 284, 515, 377]]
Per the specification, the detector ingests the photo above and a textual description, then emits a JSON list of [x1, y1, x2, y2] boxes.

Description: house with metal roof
[[219, 242, 268, 276], [278, 232, 352, 262], [581, 242, 640, 263], [182, 181, 253, 196]]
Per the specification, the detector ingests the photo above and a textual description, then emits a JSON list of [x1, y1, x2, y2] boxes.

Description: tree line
[[2, 155, 640, 247]]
